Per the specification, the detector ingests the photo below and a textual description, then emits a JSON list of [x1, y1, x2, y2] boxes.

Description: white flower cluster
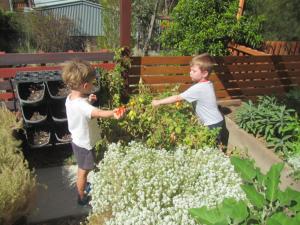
[[89, 142, 245, 225], [288, 154, 300, 171]]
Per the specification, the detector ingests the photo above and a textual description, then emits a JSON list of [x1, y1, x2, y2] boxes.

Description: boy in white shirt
[[152, 53, 228, 149], [62, 60, 124, 206]]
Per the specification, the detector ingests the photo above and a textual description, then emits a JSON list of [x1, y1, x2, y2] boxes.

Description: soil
[[30, 112, 46, 121], [60, 133, 71, 141], [31, 130, 50, 145], [55, 83, 70, 97], [27, 84, 44, 101]]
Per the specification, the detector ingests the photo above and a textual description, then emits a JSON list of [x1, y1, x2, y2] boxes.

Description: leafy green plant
[[235, 96, 300, 156], [0, 107, 37, 225], [119, 86, 218, 150], [189, 157, 300, 225]]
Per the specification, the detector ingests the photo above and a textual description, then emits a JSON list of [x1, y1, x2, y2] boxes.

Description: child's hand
[[113, 106, 126, 119], [151, 100, 160, 107], [88, 94, 97, 103]]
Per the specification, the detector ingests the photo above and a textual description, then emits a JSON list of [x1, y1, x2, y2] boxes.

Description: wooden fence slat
[[0, 63, 115, 79], [131, 56, 192, 65], [216, 70, 300, 80], [0, 52, 115, 66], [215, 55, 300, 64], [0, 92, 15, 101], [141, 75, 191, 84], [215, 63, 300, 73], [0, 81, 13, 90]]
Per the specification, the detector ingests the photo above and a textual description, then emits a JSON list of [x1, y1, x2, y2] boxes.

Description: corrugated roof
[[34, 0, 82, 8], [34, 0, 103, 36]]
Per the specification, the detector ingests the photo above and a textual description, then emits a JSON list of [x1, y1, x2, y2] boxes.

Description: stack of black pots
[[15, 71, 71, 148]]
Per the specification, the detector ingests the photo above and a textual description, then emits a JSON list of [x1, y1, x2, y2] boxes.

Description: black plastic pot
[[54, 123, 71, 143], [16, 82, 46, 106], [26, 126, 51, 148], [46, 80, 69, 100], [21, 104, 48, 125], [49, 100, 67, 122]]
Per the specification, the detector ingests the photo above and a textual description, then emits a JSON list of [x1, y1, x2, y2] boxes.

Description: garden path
[[27, 165, 92, 224]]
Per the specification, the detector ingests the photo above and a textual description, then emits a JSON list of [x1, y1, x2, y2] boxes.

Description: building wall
[[37, 1, 103, 37]]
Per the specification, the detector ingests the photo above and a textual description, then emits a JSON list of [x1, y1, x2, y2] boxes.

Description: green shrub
[[0, 107, 37, 225], [160, 0, 264, 56], [95, 86, 218, 153]]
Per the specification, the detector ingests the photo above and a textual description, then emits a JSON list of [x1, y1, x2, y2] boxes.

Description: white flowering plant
[[87, 142, 245, 225]]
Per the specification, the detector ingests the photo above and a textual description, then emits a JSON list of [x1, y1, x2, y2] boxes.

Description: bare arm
[[91, 108, 121, 119], [152, 95, 183, 106]]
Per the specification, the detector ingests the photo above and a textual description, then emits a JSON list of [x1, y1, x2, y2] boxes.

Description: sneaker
[[77, 194, 91, 206], [85, 182, 91, 194]]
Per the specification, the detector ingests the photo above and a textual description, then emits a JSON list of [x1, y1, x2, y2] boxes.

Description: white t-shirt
[[180, 81, 223, 126], [65, 96, 101, 150]]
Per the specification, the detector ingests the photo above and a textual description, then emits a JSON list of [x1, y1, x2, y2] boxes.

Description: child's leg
[[71, 142, 95, 203], [77, 168, 90, 199]]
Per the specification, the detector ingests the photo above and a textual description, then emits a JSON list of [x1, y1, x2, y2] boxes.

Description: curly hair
[[61, 60, 96, 90]]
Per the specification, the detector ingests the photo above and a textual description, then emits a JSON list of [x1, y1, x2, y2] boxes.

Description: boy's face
[[189, 65, 208, 82]]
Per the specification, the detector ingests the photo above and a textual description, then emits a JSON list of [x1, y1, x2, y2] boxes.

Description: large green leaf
[[266, 212, 298, 225], [230, 157, 257, 182], [189, 207, 227, 225], [265, 163, 284, 202], [278, 187, 300, 206], [241, 184, 265, 209], [220, 198, 248, 224]]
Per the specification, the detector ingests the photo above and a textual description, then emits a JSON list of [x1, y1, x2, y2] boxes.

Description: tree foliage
[[0, 9, 22, 52], [160, 0, 264, 56], [250, 0, 300, 41], [97, 0, 120, 49]]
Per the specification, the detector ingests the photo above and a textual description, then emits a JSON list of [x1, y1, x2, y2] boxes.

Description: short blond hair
[[190, 53, 217, 74], [61, 60, 96, 90]]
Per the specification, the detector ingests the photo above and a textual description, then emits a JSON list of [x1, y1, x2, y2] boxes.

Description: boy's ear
[[203, 70, 209, 78], [83, 82, 88, 89]]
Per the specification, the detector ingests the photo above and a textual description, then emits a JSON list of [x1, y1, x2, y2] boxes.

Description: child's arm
[[152, 95, 183, 107], [91, 108, 122, 119]]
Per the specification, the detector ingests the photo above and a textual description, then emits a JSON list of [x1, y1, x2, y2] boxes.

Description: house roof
[[34, 0, 83, 8], [34, 0, 103, 37]]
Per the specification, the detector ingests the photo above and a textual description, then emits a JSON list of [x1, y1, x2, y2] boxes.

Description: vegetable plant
[[189, 157, 300, 225]]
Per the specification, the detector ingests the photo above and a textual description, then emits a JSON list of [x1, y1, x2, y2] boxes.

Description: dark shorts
[[208, 120, 229, 147], [71, 142, 96, 170]]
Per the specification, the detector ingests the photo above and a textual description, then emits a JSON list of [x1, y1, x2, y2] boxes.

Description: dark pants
[[208, 120, 229, 147]]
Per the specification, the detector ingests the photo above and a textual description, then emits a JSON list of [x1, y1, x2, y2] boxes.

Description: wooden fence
[[1, 51, 300, 111], [262, 41, 300, 56], [0, 51, 115, 110], [128, 55, 300, 100]]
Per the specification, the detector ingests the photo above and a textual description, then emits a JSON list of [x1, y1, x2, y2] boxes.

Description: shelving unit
[[14, 70, 71, 148]]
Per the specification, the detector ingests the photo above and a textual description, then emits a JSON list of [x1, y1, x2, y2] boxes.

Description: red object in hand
[[116, 106, 126, 117]]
